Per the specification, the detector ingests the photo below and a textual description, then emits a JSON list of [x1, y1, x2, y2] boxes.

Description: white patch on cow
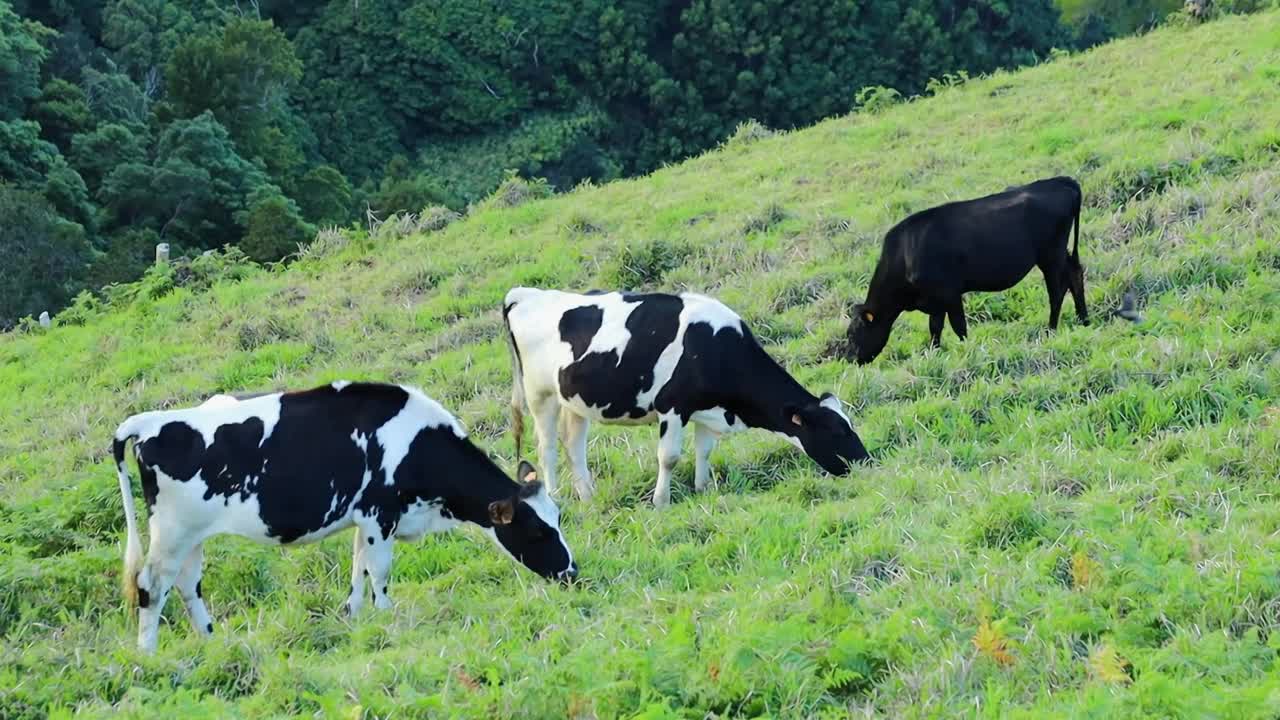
[[395, 498, 459, 540], [821, 394, 854, 428], [332, 380, 351, 391], [377, 386, 465, 486], [680, 292, 744, 334], [690, 407, 747, 434], [198, 394, 240, 410], [350, 430, 368, 452]]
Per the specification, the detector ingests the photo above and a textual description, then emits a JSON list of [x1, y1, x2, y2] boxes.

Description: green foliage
[[69, 122, 147, 189], [0, 120, 58, 186], [240, 192, 315, 263], [369, 174, 460, 217], [0, 2, 51, 120], [101, 0, 215, 79], [165, 18, 302, 166], [29, 79, 94, 148], [99, 112, 272, 251], [0, 185, 90, 325], [293, 165, 352, 226]]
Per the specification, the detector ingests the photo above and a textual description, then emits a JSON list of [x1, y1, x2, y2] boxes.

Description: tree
[[42, 155, 95, 238], [69, 122, 146, 189], [0, 119, 59, 185], [295, 165, 353, 225], [98, 112, 272, 249], [0, 1, 51, 120], [80, 66, 150, 128], [165, 18, 302, 155], [101, 0, 215, 85], [30, 78, 95, 148], [0, 184, 91, 326], [240, 191, 314, 263]]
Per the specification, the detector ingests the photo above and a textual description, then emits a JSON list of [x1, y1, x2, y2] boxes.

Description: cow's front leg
[[345, 529, 367, 617], [365, 533, 395, 611], [561, 411, 595, 501], [693, 423, 718, 493], [654, 415, 685, 508], [530, 395, 562, 497]]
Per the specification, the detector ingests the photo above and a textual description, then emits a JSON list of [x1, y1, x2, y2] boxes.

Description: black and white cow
[[113, 381, 575, 652], [846, 175, 1089, 364], [503, 288, 871, 507]]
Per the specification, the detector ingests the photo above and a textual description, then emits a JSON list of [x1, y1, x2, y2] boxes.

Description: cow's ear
[[488, 498, 516, 525], [517, 459, 538, 484], [518, 480, 543, 500]]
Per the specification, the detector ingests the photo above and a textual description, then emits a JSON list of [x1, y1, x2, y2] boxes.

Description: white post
[[38, 311, 50, 328], [155, 243, 170, 265]]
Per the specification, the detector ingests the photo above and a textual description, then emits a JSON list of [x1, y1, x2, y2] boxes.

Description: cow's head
[[782, 393, 871, 474], [488, 461, 577, 583], [846, 303, 893, 365]]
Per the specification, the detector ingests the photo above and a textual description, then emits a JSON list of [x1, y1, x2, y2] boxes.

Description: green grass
[[3, 13, 1280, 719]]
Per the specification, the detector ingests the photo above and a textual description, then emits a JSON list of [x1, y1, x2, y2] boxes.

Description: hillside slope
[[2, 13, 1280, 719]]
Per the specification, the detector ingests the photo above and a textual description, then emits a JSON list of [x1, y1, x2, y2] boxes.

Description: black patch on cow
[[363, 569, 368, 576], [558, 305, 604, 360], [557, 294, 683, 419], [381, 585, 388, 596], [134, 383, 411, 543], [724, 410, 737, 427], [138, 587, 151, 608], [206, 622, 213, 634], [659, 420, 668, 437], [367, 536, 374, 545], [195, 581, 202, 598], [138, 463, 160, 508]]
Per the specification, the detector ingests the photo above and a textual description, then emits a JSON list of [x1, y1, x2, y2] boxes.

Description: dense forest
[[0, 0, 1265, 326]]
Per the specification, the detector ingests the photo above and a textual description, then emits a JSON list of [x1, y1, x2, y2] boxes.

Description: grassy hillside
[[3, 13, 1280, 719]]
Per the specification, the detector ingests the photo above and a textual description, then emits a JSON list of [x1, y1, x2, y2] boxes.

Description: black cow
[[504, 287, 871, 507], [113, 381, 576, 652], [846, 176, 1089, 364]]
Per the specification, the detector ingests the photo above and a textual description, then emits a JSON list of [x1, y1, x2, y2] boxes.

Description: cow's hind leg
[[929, 312, 945, 348], [174, 542, 214, 638], [654, 415, 685, 508], [529, 394, 562, 497], [561, 412, 594, 501], [693, 423, 719, 493], [135, 520, 194, 652], [345, 528, 367, 617], [1040, 259, 1068, 330], [947, 297, 968, 341]]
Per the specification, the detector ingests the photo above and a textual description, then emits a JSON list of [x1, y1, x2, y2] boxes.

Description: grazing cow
[[113, 381, 575, 652], [504, 287, 871, 507], [846, 176, 1089, 365]]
